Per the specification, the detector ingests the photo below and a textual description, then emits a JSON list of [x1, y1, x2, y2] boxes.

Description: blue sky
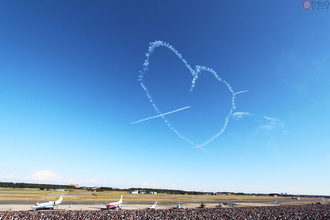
[[0, 0, 329, 195]]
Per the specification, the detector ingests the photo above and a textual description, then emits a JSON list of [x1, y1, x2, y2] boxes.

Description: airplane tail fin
[[119, 195, 123, 203], [55, 191, 64, 205], [55, 196, 63, 205]]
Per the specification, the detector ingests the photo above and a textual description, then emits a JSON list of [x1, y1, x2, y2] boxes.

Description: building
[[129, 190, 139, 194]]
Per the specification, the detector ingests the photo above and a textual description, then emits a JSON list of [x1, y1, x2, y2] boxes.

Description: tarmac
[[0, 199, 317, 211]]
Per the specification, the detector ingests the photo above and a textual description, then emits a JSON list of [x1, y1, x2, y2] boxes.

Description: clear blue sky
[[1, 0, 329, 195]]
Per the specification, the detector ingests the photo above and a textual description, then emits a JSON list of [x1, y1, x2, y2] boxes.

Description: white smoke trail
[[138, 40, 240, 150], [132, 106, 191, 124], [234, 90, 249, 95]]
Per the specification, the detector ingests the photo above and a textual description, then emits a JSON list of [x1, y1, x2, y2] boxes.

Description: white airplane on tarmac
[[148, 201, 157, 209], [31, 191, 64, 210], [174, 202, 184, 209], [105, 195, 123, 210]]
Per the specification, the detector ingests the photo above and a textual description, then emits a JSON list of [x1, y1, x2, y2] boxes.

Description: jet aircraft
[[223, 202, 238, 206], [31, 191, 64, 210], [105, 195, 123, 210], [148, 201, 157, 209], [176, 202, 183, 209]]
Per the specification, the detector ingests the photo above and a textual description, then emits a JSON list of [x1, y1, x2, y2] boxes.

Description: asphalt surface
[[0, 199, 315, 205]]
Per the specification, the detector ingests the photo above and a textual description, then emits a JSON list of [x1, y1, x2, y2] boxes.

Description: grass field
[[0, 188, 318, 203]]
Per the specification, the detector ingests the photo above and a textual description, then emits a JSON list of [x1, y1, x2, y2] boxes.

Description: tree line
[[0, 182, 75, 190], [127, 187, 209, 195]]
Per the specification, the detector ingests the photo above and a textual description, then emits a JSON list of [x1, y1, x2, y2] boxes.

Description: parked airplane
[[273, 200, 282, 204], [321, 199, 330, 203], [171, 202, 183, 209], [148, 201, 157, 209], [105, 195, 123, 210], [223, 202, 238, 206], [31, 191, 64, 210]]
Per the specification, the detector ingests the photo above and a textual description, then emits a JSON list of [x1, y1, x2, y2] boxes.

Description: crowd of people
[[0, 204, 329, 219]]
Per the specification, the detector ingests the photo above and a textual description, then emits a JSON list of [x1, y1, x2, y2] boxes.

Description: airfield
[[0, 188, 324, 211]]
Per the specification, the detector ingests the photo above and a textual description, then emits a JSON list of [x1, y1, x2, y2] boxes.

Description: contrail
[[138, 41, 238, 149], [132, 106, 191, 124], [234, 90, 249, 95]]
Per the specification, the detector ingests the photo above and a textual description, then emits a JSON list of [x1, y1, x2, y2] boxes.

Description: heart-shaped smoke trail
[[137, 41, 237, 150]]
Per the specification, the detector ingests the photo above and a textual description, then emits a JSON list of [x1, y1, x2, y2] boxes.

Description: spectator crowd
[[0, 204, 329, 219]]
